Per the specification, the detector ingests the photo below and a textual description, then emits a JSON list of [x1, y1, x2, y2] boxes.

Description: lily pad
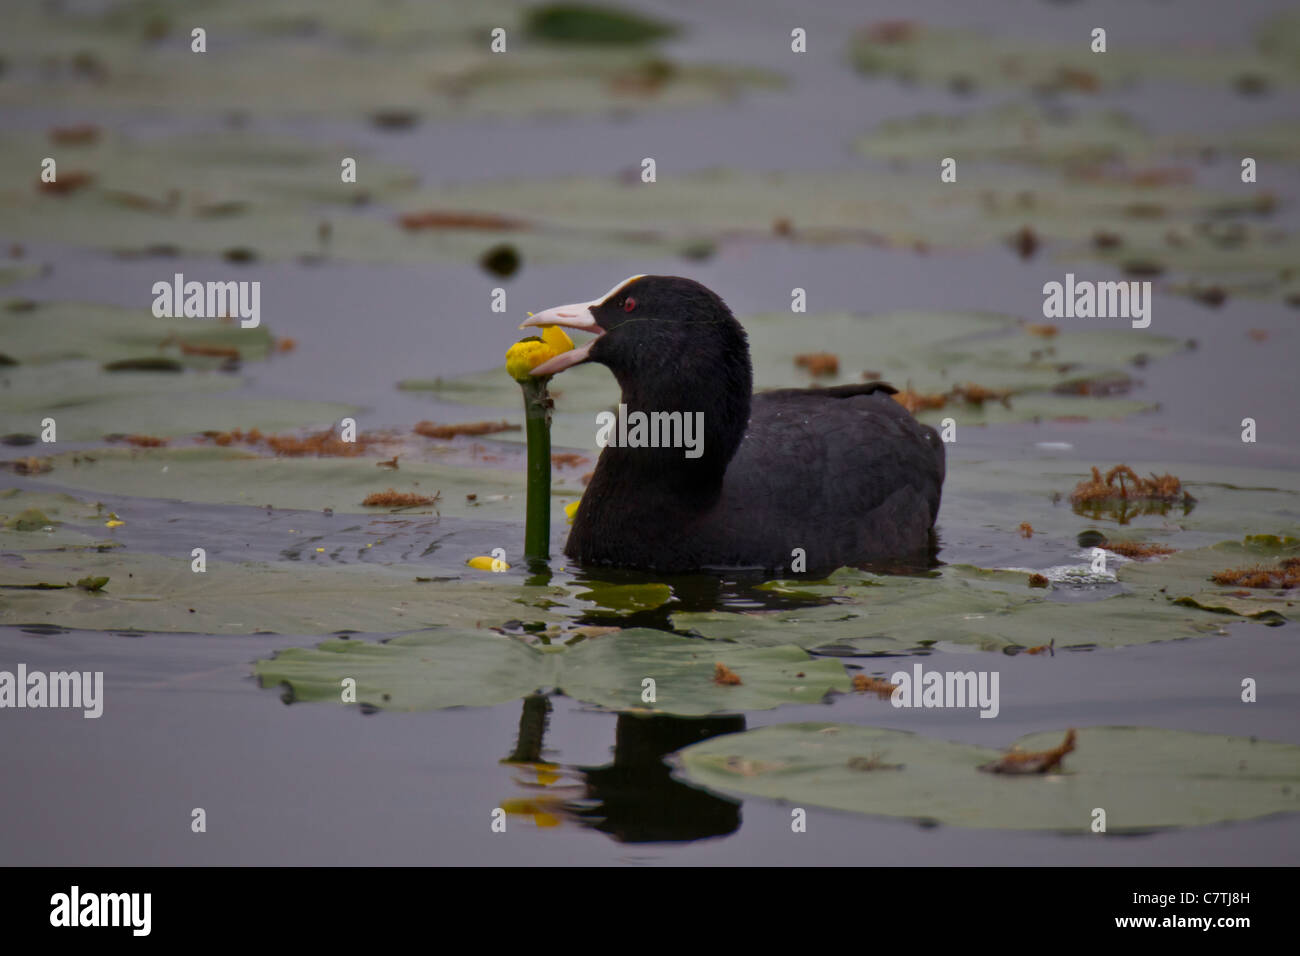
[[1121, 534, 1299, 623], [849, 17, 1300, 94], [8, 445, 529, 518], [856, 104, 1150, 168], [674, 724, 1300, 830], [524, 4, 677, 45], [254, 627, 848, 714], [0, 1, 776, 118], [0, 546, 575, 634], [0, 364, 357, 442], [0, 301, 276, 366], [673, 564, 1226, 654]]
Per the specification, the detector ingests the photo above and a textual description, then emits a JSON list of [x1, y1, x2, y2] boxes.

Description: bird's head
[[521, 275, 753, 480], [520, 275, 749, 391]]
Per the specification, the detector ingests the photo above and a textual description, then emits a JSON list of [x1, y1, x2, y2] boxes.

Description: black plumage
[[523, 276, 945, 573]]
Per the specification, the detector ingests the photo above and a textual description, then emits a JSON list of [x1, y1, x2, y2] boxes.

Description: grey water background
[[2, 0, 1299, 864]]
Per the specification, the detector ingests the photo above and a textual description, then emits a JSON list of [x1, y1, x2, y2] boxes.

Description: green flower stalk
[[505, 325, 575, 566]]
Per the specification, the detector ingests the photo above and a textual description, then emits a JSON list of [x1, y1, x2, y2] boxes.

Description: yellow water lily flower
[[505, 325, 575, 382]]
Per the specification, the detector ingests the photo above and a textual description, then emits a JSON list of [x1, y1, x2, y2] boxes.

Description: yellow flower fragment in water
[[467, 555, 510, 572], [505, 325, 574, 382]]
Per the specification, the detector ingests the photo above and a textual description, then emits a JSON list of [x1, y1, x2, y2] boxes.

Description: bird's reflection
[[502, 696, 745, 843]]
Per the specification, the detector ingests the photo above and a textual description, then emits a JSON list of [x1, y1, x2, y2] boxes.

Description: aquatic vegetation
[[675, 725, 1300, 829], [981, 729, 1077, 775]]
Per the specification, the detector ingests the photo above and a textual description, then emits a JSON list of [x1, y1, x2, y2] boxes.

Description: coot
[[522, 276, 945, 573]]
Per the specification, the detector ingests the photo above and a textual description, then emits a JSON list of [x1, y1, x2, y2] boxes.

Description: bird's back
[[689, 383, 945, 571]]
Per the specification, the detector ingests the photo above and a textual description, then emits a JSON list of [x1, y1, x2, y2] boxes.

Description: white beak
[[518, 276, 643, 376]]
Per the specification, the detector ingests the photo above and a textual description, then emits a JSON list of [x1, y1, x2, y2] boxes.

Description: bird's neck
[[598, 366, 749, 498]]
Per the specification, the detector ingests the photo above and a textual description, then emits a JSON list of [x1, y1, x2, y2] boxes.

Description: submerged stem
[[521, 376, 552, 567]]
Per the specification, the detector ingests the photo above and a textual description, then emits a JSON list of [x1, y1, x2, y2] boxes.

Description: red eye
[[623, 297, 636, 312]]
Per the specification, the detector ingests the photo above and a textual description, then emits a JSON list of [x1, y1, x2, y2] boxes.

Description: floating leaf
[[675, 724, 1300, 830], [254, 628, 847, 714]]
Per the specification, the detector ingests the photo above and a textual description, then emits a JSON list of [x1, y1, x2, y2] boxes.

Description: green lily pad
[[1081, 227, 1300, 304], [525, 4, 676, 45], [674, 564, 1225, 654], [0, 301, 275, 366], [674, 724, 1300, 830], [8, 445, 530, 517], [0, 364, 357, 442], [849, 17, 1300, 94], [0, 546, 576, 634], [574, 581, 673, 615], [254, 627, 847, 714], [0, 489, 118, 550], [1121, 535, 1299, 622], [0, 1, 775, 118], [856, 104, 1151, 168]]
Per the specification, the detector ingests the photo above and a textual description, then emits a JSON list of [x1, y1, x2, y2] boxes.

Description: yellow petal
[[505, 325, 573, 381], [541, 324, 575, 354], [467, 555, 510, 571], [564, 499, 581, 522], [105, 519, 125, 528]]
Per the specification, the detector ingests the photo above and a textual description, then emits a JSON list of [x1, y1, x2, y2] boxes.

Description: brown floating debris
[[847, 753, 904, 772], [712, 662, 743, 686], [4, 456, 53, 475], [550, 453, 589, 468], [108, 434, 169, 448], [794, 352, 840, 377], [376, 455, 399, 470], [37, 171, 95, 195], [362, 488, 441, 508], [951, 383, 1013, 407], [865, 20, 916, 44], [1018, 522, 1034, 538], [852, 674, 898, 698], [176, 342, 240, 359], [398, 210, 527, 231], [48, 124, 101, 145], [1211, 558, 1300, 590], [199, 427, 393, 457], [1027, 573, 1050, 588], [1055, 67, 1099, 92], [891, 387, 947, 414], [414, 420, 520, 440], [982, 728, 1076, 775], [1025, 639, 1055, 656], [1103, 539, 1176, 559], [1070, 465, 1194, 506], [1024, 323, 1058, 338]]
